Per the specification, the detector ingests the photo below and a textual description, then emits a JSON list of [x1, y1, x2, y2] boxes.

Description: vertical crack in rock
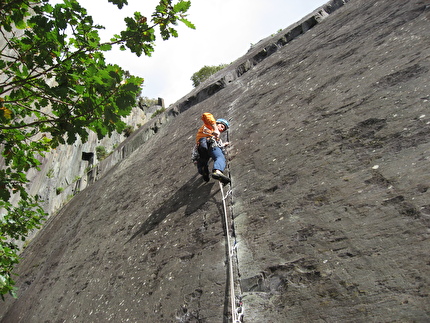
[[219, 123, 244, 322], [217, 179, 244, 322], [226, 178, 244, 322]]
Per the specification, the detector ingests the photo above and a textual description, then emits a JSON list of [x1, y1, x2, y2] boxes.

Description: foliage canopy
[[0, 0, 194, 298]]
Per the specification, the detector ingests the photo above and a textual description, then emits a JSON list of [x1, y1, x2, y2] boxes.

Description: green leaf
[[179, 18, 195, 29], [108, 0, 129, 9], [14, 19, 27, 29], [99, 43, 112, 51], [173, 1, 191, 13]]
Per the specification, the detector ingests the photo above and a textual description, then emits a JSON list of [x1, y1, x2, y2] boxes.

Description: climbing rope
[[219, 181, 243, 323]]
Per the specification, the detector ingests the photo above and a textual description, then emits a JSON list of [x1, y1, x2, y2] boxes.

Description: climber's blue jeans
[[197, 138, 226, 173]]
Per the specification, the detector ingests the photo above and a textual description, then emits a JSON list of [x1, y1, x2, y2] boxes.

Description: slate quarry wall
[[1, 0, 429, 322]]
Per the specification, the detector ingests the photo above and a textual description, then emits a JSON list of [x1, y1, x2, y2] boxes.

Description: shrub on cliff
[[191, 64, 227, 87], [0, 0, 194, 298]]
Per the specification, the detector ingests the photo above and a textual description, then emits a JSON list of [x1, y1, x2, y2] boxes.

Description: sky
[[67, 0, 329, 105]]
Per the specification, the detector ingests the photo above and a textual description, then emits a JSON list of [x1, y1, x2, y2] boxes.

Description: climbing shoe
[[201, 165, 210, 182], [212, 170, 231, 185], [202, 169, 210, 182]]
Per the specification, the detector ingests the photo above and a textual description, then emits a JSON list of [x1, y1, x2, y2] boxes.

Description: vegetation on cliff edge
[[191, 64, 227, 87]]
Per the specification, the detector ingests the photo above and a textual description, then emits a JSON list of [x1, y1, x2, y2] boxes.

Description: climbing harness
[[207, 136, 225, 149], [219, 181, 244, 323], [191, 137, 226, 164]]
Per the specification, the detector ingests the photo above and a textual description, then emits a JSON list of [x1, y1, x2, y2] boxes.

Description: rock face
[[26, 108, 146, 215], [1, 107, 146, 249], [1, 0, 429, 322]]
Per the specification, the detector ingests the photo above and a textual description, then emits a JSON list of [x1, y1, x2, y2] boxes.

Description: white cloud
[[59, 0, 329, 105]]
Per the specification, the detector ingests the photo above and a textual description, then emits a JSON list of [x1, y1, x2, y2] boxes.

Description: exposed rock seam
[[223, 131, 244, 322], [218, 182, 239, 322], [229, 191, 244, 322]]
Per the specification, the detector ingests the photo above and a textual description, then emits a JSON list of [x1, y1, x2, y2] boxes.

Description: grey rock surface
[[1, 107, 146, 249], [3, 107, 146, 217], [1, 0, 429, 322]]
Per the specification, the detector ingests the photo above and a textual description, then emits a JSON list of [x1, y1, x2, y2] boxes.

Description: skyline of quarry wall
[[1, 0, 429, 322]]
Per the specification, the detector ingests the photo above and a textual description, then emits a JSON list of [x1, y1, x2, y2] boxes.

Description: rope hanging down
[[219, 181, 243, 323]]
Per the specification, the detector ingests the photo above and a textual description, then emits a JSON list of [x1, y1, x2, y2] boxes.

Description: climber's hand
[[212, 129, 220, 138]]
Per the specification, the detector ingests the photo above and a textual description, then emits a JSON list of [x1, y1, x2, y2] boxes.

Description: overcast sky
[[70, 0, 328, 105]]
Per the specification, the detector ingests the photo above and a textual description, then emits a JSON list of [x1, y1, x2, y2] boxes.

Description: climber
[[195, 112, 231, 185]]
